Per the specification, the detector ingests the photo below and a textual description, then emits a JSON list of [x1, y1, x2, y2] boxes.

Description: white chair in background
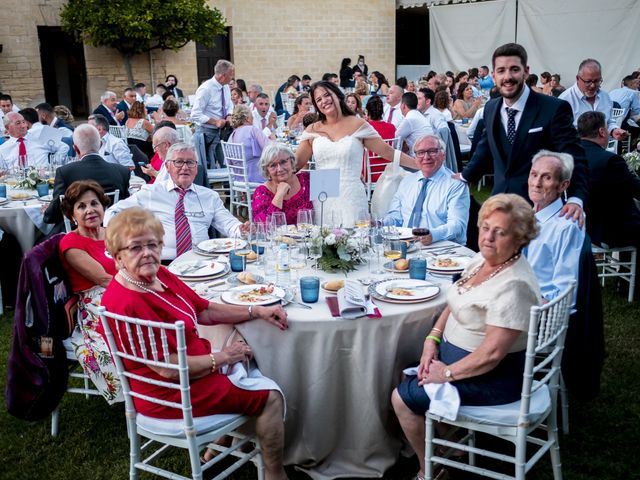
[[98, 307, 265, 480], [593, 243, 637, 302], [109, 125, 127, 140], [424, 282, 575, 480], [222, 141, 261, 223]]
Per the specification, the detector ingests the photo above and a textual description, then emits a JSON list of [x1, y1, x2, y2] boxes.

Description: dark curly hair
[[61, 180, 110, 221], [309, 81, 354, 122], [365, 95, 384, 121]]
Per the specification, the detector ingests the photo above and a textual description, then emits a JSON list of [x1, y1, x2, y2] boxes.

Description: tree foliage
[[60, 0, 226, 83]]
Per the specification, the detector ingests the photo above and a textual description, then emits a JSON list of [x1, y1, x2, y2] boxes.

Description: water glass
[[36, 183, 49, 197], [0, 184, 6, 198], [409, 258, 427, 280], [299, 276, 320, 303], [271, 211, 287, 236], [229, 250, 245, 272]]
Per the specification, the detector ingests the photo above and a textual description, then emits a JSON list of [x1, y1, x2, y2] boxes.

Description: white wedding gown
[[300, 122, 380, 227]]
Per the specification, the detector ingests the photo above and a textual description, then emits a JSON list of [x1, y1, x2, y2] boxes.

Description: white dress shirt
[[384, 166, 470, 244], [383, 103, 404, 129], [524, 197, 584, 308], [100, 133, 134, 167], [191, 77, 233, 127], [499, 85, 530, 135], [424, 106, 449, 132], [558, 83, 617, 132], [396, 109, 436, 154], [252, 109, 274, 133], [609, 86, 640, 120], [104, 178, 241, 260], [0, 135, 67, 168]]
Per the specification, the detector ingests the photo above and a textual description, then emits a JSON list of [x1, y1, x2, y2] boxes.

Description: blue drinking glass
[[0, 184, 6, 198], [299, 276, 320, 303], [36, 183, 49, 197], [409, 258, 427, 280], [229, 250, 244, 272]]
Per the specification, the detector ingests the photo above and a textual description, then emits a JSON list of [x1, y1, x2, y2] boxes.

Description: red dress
[[147, 152, 164, 184], [363, 120, 396, 182], [100, 267, 268, 419], [251, 171, 313, 225], [59, 232, 117, 293]]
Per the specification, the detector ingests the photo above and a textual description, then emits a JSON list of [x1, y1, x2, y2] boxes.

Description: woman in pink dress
[[251, 143, 312, 225]]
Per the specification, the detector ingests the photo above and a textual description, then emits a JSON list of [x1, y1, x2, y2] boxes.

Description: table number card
[[310, 168, 340, 201]]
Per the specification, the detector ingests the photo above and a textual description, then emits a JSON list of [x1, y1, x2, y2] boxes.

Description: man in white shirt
[[134, 83, 149, 104], [559, 58, 628, 141], [384, 135, 469, 245], [191, 60, 234, 168], [396, 93, 436, 155], [610, 75, 640, 121], [383, 85, 404, 129], [524, 150, 584, 307], [104, 143, 248, 261], [252, 93, 277, 132], [88, 113, 134, 167], [417, 88, 448, 132], [0, 112, 67, 168], [35, 102, 74, 137]]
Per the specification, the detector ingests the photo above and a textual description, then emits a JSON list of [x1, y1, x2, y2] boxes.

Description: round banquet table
[[174, 241, 473, 479], [0, 188, 53, 253]]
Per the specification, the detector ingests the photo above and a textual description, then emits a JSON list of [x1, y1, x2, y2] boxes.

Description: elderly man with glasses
[[559, 58, 628, 141], [383, 135, 470, 246], [105, 143, 248, 261]]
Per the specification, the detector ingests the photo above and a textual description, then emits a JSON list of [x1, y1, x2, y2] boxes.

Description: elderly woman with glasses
[[228, 104, 273, 183], [251, 143, 313, 224], [100, 207, 289, 478]]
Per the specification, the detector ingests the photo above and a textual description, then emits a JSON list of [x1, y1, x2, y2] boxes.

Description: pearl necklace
[[455, 253, 521, 295], [118, 271, 198, 327]]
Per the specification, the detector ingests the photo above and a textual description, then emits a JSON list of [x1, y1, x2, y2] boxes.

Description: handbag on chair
[[370, 150, 407, 219]]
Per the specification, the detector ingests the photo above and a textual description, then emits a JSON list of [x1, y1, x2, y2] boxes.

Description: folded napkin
[[403, 366, 461, 421], [326, 280, 381, 319]]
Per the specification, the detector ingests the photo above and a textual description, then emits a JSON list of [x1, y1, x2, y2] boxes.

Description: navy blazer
[[581, 139, 640, 247], [44, 153, 131, 226], [92, 104, 119, 126], [116, 100, 130, 123], [462, 90, 588, 203]]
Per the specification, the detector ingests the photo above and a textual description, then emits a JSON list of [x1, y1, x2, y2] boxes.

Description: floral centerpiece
[[309, 226, 368, 273], [623, 146, 640, 176], [17, 168, 47, 189]]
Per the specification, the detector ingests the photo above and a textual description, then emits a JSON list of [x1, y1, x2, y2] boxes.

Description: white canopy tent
[[398, 0, 640, 92]]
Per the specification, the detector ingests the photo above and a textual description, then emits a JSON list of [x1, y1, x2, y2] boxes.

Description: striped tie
[[175, 187, 192, 256]]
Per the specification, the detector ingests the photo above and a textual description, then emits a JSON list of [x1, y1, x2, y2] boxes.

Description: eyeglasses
[[170, 159, 198, 168], [267, 157, 294, 170], [415, 148, 442, 158], [577, 76, 603, 87], [152, 141, 168, 151], [120, 242, 161, 255]]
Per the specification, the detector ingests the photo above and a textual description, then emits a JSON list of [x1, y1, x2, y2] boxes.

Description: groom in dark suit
[[459, 43, 588, 225], [44, 123, 130, 231]]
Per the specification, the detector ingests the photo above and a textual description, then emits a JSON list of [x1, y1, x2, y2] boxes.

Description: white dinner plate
[[220, 284, 285, 306], [374, 279, 440, 301], [427, 255, 471, 272], [38, 194, 53, 202], [168, 260, 226, 278], [197, 238, 246, 253]]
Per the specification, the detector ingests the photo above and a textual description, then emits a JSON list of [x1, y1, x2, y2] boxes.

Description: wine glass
[[296, 209, 313, 237], [253, 222, 268, 266], [354, 209, 371, 230], [271, 211, 287, 238], [308, 240, 322, 271], [370, 227, 385, 275], [411, 227, 430, 258], [289, 244, 307, 282]]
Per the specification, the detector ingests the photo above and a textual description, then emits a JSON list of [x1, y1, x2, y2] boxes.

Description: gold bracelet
[[431, 327, 443, 335], [209, 352, 217, 373]]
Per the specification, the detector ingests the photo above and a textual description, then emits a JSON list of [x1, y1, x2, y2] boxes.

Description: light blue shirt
[[396, 110, 436, 154], [384, 166, 470, 244], [559, 83, 617, 133], [609, 86, 640, 119], [524, 197, 584, 308], [478, 75, 494, 90]]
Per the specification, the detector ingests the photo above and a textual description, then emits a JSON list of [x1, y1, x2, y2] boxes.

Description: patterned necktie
[[17, 137, 27, 167], [174, 187, 192, 256], [408, 178, 430, 228], [220, 87, 227, 118], [387, 106, 395, 123], [261, 117, 266, 129], [506, 107, 517, 144]]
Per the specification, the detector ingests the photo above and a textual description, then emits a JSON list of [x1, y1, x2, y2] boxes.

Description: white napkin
[[336, 280, 368, 319], [403, 366, 461, 421]]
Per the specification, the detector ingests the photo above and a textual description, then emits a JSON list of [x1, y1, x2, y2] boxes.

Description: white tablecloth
[[0, 189, 53, 252], [175, 241, 473, 479]]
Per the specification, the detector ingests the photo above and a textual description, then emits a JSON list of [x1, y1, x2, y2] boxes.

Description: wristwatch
[[444, 368, 455, 382]]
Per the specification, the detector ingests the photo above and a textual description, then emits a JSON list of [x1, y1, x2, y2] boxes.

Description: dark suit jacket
[[43, 153, 131, 226], [581, 139, 640, 247], [116, 100, 130, 123], [168, 86, 184, 99], [92, 104, 119, 126], [53, 118, 74, 132], [462, 90, 588, 203]]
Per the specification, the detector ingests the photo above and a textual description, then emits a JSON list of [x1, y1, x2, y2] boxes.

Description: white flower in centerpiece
[[325, 233, 337, 246], [346, 237, 360, 250]]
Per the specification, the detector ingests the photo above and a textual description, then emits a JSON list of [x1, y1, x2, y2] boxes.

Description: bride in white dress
[[296, 81, 415, 226]]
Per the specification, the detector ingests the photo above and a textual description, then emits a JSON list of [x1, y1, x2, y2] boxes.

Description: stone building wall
[[0, 0, 394, 109]]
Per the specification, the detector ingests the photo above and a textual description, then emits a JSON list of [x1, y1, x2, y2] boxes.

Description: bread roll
[[246, 250, 258, 260], [394, 259, 409, 271], [324, 279, 345, 291], [237, 271, 256, 284]]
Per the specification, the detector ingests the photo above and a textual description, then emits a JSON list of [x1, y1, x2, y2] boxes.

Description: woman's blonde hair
[[105, 207, 164, 257], [478, 193, 539, 250], [230, 104, 252, 129]]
